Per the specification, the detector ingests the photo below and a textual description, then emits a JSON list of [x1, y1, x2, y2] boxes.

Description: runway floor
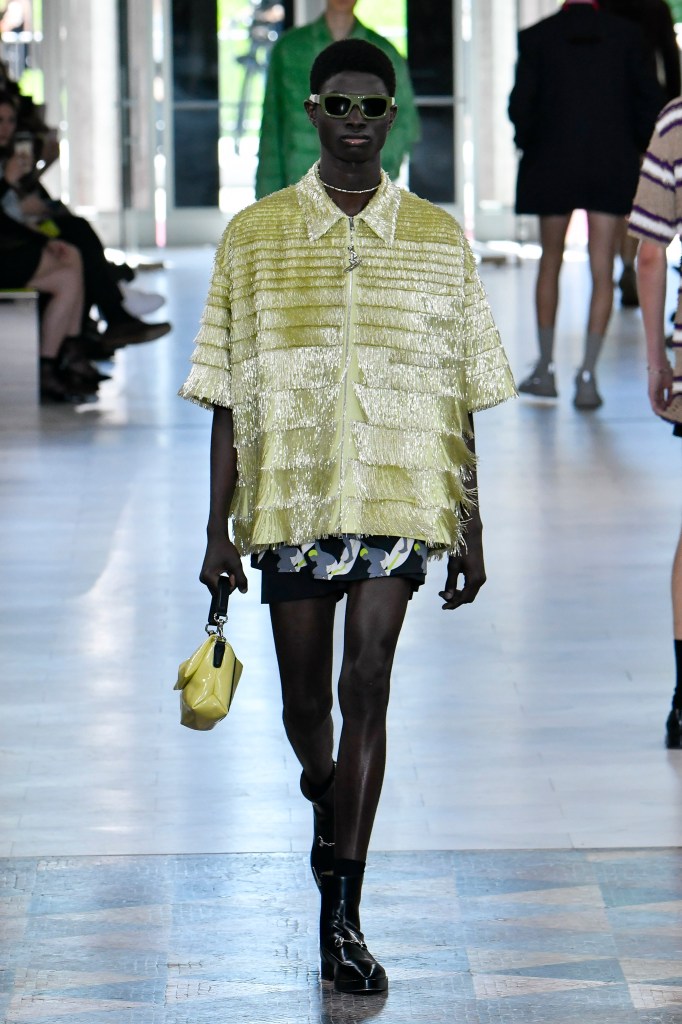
[[1, 246, 681, 1022]]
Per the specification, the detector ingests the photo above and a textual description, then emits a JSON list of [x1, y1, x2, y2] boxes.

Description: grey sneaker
[[574, 370, 602, 410], [518, 365, 558, 398]]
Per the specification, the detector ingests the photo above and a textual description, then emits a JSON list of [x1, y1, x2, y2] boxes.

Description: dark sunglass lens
[[361, 97, 388, 118], [324, 95, 351, 117]]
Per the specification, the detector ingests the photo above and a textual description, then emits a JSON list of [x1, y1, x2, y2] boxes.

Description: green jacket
[[255, 16, 420, 199]]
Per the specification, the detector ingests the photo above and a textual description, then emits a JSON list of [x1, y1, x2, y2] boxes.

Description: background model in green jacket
[[255, 6, 419, 199]]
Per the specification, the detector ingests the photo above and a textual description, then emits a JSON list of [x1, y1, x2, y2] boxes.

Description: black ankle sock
[[334, 858, 365, 878], [674, 640, 682, 709]]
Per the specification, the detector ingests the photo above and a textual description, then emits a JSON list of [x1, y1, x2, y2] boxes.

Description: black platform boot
[[320, 874, 388, 994], [300, 767, 335, 890]]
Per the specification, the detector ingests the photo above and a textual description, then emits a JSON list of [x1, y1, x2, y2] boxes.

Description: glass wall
[[216, 0, 290, 212], [214, 0, 407, 214], [172, 0, 220, 207], [407, 0, 454, 204], [27, 1, 524, 246]]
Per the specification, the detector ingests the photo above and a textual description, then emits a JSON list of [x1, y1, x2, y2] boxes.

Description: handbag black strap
[[208, 574, 231, 628]]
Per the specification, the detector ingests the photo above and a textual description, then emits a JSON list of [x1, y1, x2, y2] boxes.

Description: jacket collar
[[295, 163, 402, 245]]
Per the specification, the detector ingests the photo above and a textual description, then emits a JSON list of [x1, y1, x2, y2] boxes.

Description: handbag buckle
[[206, 575, 231, 638]]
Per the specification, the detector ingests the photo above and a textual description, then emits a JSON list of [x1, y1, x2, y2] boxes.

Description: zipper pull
[[345, 216, 361, 273]]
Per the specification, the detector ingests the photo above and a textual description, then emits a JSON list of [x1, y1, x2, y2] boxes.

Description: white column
[[41, 0, 121, 221], [471, 0, 519, 239], [517, 0, 557, 30]]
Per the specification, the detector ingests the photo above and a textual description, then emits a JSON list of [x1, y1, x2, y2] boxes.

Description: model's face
[[305, 71, 396, 165], [0, 103, 17, 147]]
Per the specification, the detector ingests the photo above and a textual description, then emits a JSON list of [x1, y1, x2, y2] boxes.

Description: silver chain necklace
[[319, 176, 380, 195]]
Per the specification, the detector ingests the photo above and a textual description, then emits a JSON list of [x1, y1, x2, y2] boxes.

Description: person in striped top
[[629, 97, 682, 748]]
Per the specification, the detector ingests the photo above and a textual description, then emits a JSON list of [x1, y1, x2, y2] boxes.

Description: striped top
[[629, 98, 682, 247], [629, 98, 682, 396]]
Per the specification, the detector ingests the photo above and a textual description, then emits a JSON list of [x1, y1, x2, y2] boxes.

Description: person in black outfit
[[602, 0, 681, 305], [509, 0, 663, 410], [602, 0, 680, 101]]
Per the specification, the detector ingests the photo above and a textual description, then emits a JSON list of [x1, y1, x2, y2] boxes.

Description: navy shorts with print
[[251, 535, 427, 604]]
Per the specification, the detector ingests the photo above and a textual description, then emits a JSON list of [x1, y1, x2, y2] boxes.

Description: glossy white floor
[[1, 247, 681, 860]]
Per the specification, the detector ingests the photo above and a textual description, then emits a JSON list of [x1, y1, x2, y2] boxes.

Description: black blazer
[[508, 5, 664, 215], [601, 0, 681, 100]]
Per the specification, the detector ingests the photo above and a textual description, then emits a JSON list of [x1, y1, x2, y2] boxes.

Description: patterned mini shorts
[[251, 535, 427, 604]]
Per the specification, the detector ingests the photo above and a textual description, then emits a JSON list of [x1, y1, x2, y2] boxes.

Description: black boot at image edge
[[666, 707, 681, 749]]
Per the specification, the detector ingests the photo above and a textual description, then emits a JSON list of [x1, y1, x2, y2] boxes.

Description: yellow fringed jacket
[[180, 165, 516, 556]]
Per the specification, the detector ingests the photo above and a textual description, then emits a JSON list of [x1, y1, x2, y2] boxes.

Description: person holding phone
[[0, 91, 171, 354]]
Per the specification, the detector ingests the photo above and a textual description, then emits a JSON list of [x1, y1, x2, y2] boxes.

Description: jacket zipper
[[338, 216, 357, 527]]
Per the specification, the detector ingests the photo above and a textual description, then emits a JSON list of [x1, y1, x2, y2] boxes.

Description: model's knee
[[282, 691, 332, 734], [338, 656, 391, 719]]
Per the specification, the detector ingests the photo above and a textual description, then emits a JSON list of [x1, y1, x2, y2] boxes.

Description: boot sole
[[334, 977, 388, 994], [320, 956, 388, 993]]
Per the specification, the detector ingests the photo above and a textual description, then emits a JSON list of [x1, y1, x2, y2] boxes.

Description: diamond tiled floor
[[2, 850, 682, 1023]]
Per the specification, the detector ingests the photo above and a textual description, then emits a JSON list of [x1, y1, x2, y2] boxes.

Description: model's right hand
[[199, 534, 248, 596]]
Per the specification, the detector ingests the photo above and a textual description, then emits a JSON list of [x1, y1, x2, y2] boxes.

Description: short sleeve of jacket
[[461, 239, 517, 413], [628, 109, 678, 248], [178, 228, 233, 409]]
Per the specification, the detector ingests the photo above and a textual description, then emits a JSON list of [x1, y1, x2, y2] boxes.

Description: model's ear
[[386, 105, 397, 132], [304, 100, 317, 127]]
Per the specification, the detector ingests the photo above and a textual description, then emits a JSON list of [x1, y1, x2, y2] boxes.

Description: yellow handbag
[[174, 576, 243, 731]]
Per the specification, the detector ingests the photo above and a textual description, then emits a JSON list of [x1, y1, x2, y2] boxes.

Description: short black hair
[[310, 39, 396, 96]]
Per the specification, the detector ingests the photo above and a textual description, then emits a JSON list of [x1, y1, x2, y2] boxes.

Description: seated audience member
[[0, 91, 171, 354], [0, 188, 104, 402]]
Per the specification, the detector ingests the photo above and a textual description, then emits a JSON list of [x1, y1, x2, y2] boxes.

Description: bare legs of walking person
[[575, 211, 620, 408], [269, 577, 411, 993], [518, 213, 570, 399], [518, 210, 620, 408]]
